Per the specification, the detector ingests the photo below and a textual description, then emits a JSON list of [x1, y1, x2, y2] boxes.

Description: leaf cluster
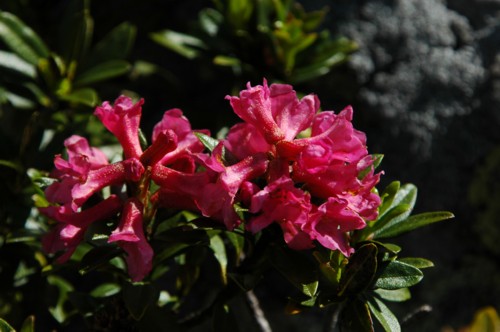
[[151, 0, 357, 84]]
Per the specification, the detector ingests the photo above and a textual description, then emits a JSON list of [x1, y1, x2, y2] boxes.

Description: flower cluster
[[40, 80, 381, 281]]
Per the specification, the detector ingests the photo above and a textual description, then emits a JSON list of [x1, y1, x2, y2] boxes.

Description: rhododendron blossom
[[40, 80, 382, 282]]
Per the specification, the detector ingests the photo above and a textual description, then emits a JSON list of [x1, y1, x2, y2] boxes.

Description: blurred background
[[0, 0, 499, 330]]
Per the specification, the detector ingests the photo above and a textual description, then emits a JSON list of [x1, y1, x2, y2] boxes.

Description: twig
[[246, 290, 272, 332]]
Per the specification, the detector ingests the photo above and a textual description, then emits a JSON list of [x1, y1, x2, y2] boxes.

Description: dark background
[[1, 0, 499, 330]]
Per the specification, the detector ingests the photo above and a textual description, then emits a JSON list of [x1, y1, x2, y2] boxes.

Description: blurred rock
[[315, 0, 500, 330]]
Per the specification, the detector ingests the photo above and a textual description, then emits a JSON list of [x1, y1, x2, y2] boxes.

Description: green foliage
[[151, 0, 357, 84]]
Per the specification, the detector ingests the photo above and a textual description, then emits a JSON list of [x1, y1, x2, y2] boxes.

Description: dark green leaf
[[0, 318, 15, 332], [270, 246, 318, 297], [398, 257, 434, 269], [0, 11, 49, 65], [83, 22, 136, 69], [74, 60, 130, 87], [339, 243, 378, 297], [123, 282, 158, 320], [375, 261, 423, 290], [375, 212, 454, 239], [79, 246, 122, 275], [20, 315, 35, 332], [58, 87, 98, 107], [59, 0, 93, 69], [340, 299, 374, 332], [374, 288, 411, 302], [213, 303, 240, 332], [367, 296, 401, 332]]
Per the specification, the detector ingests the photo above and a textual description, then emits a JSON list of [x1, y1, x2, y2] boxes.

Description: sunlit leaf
[[375, 211, 454, 239], [0, 318, 15, 332], [375, 261, 423, 290], [90, 283, 121, 298], [150, 30, 205, 59], [0, 50, 36, 78], [374, 288, 411, 302], [195, 132, 220, 152], [367, 296, 401, 332], [398, 257, 434, 269], [468, 306, 500, 332], [0, 11, 49, 65], [209, 233, 228, 284]]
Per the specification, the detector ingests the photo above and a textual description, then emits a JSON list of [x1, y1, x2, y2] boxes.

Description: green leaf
[[150, 30, 205, 59], [398, 257, 434, 269], [58, 87, 98, 107], [0, 318, 15, 332], [0, 50, 36, 78], [375, 211, 454, 239], [270, 245, 318, 298], [79, 246, 122, 275], [371, 204, 412, 239], [378, 181, 400, 217], [339, 243, 378, 297], [123, 282, 158, 320], [375, 260, 423, 290], [374, 288, 411, 302], [74, 60, 131, 87], [367, 296, 401, 332], [340, 299, 374, 332], [47, 275, 74, 323], [83, 22, 136, 69], [0, 11, 49, 65], [59, 0, 93, 69], [20, 315, 35, 332], [90, 283, 121, 298], [209, 233, 228, 284], [195, 132, 220, 152]]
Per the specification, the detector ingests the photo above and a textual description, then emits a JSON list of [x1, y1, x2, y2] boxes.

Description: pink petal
[[94, 96, 144, 159]]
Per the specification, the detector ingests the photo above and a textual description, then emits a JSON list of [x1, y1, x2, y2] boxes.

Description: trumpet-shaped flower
[[94, 95, 144, 159], [248, 176, 313, 250], [108, 198, 153, 282], [41, 195, 122, 263]]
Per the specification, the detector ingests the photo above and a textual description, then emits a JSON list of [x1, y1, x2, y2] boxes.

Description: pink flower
[[151, 164, 211, 211], [41, 195, 122, 263], [248, 176, 313, 250], [307, 197, 367, 256], [108, 198, 153, 282], [196, 144, 269, 229], [46, 136, 109, 210], [71, 158, 145, 208], [293, 107, 382, 222], [226, 80, 319, 149], [152, 108, 209, 165], [94, 95, 144, 159]]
